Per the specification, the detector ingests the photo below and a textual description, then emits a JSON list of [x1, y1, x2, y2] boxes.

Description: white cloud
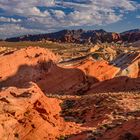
[[0, 24, 45, 39], [0, 0, 55, 16], [51, 10, 65, 18], [136, 15, 140, 18], [0, 17, 21, 23]]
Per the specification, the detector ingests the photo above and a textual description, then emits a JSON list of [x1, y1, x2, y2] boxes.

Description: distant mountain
[[121, 29, 140, 34], [5, 29, 140, 43], [120, 29, 140, 43]]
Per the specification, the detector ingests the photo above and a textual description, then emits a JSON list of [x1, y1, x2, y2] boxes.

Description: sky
[[0, 0, 140, 39]]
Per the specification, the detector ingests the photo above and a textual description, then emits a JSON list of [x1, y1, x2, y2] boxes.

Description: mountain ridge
[[4, 28, 140, 43]]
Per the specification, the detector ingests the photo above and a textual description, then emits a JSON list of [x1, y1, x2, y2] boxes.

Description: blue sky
[[0, 0, 140, 38]]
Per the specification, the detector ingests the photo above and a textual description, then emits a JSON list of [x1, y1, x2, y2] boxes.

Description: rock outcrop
[[0, 47, 88, 95], [111, 52, 140, 78], [0, 82, 83, 140], [0, 47, 139, 95], [75, 59, 120, 81], [0, 46, 140, 140], [0, 46, 58, 81]]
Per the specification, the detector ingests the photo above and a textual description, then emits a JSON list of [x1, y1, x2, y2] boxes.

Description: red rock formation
[[0, 46, 58, 82], [0, 47, 139, 95], [0, 47, 87, 94], [112, 52, 140, 78], [88, 76, 140, 93], [0, 83, 83, 140], [97, 119, 140, 140], [75, 59, 120, 81], [112, 32, 121, 41], [0, 46, 140, 140]]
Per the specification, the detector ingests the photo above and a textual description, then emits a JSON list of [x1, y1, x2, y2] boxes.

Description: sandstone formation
[[0, 46, 140, 140], [0, 46, 58, 82], [76, 59, 120, 81], [0, 47, 88, 94], [0, 82, 83, 140], [0, 47, 139, 95], [111, 52, 140, 78]]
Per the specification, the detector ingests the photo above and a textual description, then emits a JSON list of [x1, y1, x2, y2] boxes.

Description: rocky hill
[[0, 46, 140, 140], [121, 29, 140, 42], [5, 29, 140, 44]]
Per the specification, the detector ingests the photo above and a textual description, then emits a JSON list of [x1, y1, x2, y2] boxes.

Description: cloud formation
[[0, 17, 21, 23], [136, 15, 140, 18], [0, 0, 139, 38]]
